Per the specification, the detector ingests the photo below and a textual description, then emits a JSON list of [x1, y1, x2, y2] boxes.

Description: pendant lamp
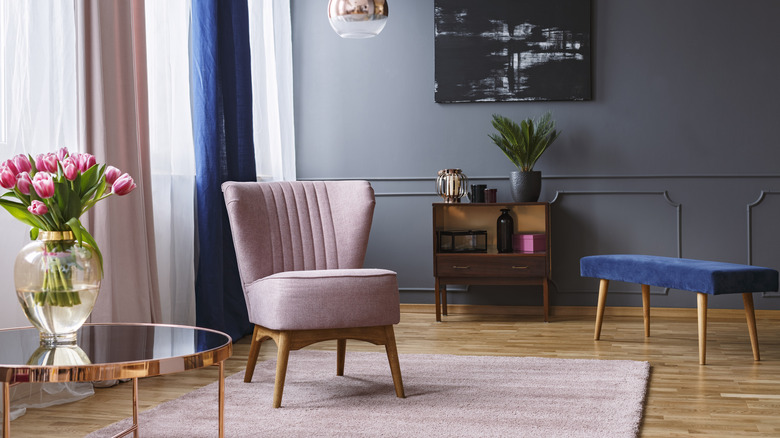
[[328, 0, 388, 39]]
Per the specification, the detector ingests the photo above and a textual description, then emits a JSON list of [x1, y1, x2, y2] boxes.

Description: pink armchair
[[222, 180, 405, 407]]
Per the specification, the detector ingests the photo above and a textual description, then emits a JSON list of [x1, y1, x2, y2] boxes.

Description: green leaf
[[488, 112, 560, 172], [80, 183, 100, 205], [67, 189, 82, 220], [28, 154, 38, 174], [79, 164, 100, 198], [67, 218, 103, 275], [45, 198, 65, 228], [0, 198, 46, 229], [66, 217, 83, 244], [70, 174, 82, 201], [55, 180, 69, 215], [29, 227, 40, 240]]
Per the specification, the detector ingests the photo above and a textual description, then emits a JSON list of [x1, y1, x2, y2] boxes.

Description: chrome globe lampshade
[[328, 0, 389, 39]]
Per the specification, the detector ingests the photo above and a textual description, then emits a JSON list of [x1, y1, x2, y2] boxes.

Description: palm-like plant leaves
[[489, 112, 560, 172]]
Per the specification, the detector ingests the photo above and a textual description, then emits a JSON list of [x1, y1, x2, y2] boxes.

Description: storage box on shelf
[[432, 202, 551, 322], [513, 233, 546, 253], [437, 230, 488, 253]]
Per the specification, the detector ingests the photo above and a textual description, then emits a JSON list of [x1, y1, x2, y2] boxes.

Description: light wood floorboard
[[8, 310, 780, 437]]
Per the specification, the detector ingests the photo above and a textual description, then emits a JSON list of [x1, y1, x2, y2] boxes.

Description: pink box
[[513, 233, 546, 253]]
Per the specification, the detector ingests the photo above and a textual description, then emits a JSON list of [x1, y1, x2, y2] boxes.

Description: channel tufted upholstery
[[222, 180, 404, 408], [224, 180, 375, 279]]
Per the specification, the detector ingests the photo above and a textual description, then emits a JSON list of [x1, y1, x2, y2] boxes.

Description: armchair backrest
[[222, 180, 376, 287]]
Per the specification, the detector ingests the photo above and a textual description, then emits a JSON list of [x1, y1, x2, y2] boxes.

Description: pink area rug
[[87, 351, 649, 437]]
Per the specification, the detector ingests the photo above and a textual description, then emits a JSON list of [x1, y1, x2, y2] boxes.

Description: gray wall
[[292, 0, 780, 310]]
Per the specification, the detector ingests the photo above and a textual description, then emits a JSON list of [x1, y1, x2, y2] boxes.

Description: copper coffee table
[[0, 323, 232, 438]]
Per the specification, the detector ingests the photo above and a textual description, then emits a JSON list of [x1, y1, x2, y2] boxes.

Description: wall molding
[[300, 174, 780, 182], [747, 191, 780, 297], [374, 192, 438, 197], [550, 190, 682, 297], [550, 190, 682, 258], [299, 175, 780, 198]]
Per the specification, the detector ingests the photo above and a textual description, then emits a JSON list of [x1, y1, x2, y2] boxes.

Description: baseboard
[[400, 303, 780, 320]]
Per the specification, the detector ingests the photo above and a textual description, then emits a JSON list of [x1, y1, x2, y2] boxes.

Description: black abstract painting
[[434, 0, 591, 103]]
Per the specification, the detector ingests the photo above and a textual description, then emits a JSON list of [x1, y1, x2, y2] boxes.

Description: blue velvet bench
[[580, 254, 779, 364]]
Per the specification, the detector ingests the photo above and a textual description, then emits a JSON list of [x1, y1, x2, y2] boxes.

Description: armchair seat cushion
[[246, 268, 401, 330]]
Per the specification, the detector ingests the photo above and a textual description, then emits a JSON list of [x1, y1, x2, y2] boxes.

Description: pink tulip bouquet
[[0, 147, 136, 306]]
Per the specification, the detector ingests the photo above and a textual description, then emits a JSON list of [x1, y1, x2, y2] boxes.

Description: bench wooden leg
[[697, 292, 708, 365], [594, 279, 609, 340], [641, 284, 650, 337], [743, 292, 760, 361]]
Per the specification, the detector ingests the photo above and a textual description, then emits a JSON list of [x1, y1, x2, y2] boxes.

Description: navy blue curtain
[[191, 0, 256, 341]]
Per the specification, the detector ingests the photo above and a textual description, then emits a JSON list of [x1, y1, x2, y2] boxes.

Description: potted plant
[[488, 112, 560, 202]]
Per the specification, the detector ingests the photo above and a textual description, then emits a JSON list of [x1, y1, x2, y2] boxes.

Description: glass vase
[[14, 231, 102, 345], [497, 208, 514, 253]]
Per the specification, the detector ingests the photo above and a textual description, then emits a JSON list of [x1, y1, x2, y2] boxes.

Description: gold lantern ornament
[[328, 0, 389, 39], [436, 169, 468, 203]]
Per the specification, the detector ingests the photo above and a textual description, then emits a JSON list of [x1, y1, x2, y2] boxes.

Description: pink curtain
[[77, 0, 161, 323]]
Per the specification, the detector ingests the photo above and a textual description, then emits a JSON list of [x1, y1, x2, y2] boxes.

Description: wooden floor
[[8, 308, 780, 437]]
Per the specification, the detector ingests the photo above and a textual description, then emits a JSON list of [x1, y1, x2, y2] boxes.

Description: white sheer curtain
[[144, 0, 197, 325], [0, 0, 93, 421], [141, 0, 296, 325], [248, 0, 297, 181], [1, 1, 79, 156]]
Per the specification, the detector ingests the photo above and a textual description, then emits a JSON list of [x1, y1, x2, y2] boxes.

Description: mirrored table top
[[0, 323, 232, 384]]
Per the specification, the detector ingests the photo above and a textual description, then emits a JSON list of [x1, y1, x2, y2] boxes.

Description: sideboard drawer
[[436, 255, 547, 278]]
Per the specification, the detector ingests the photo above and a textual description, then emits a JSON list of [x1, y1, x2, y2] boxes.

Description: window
[[0, 2, 78, 156], [0, 0, 7, 146]]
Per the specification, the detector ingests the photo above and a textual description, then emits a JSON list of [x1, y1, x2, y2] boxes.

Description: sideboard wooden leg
[[441, 284, 448, 316], [434, 278, 442, 322], [543, 277, 550, 322]]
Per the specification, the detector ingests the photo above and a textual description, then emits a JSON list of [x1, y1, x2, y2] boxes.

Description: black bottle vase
[[497, 208, 514, 253]]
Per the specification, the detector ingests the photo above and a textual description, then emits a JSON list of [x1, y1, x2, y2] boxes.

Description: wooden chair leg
[[244, 325, 263, 383], [697, 293, 708, 365], [336, 339, 347, 376], [273, 331, 292, 408], [594, 279, 609, 340], [641, 284, 650, 337], [743, 292, 760, 361], [383, 325, 405, 398]]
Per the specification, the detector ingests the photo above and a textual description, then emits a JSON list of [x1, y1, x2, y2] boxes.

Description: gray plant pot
[[510, 170, 542, 202]]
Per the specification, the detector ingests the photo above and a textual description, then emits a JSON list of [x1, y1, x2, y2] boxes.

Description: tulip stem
[[35, 241, 81, 308]]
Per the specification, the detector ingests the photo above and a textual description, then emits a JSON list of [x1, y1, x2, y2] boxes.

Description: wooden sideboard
[[432, 202, 551, 322]]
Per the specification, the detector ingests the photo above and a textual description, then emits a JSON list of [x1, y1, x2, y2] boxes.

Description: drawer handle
[[512, 266, 529, 270], [451, 266, 471, 270]]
